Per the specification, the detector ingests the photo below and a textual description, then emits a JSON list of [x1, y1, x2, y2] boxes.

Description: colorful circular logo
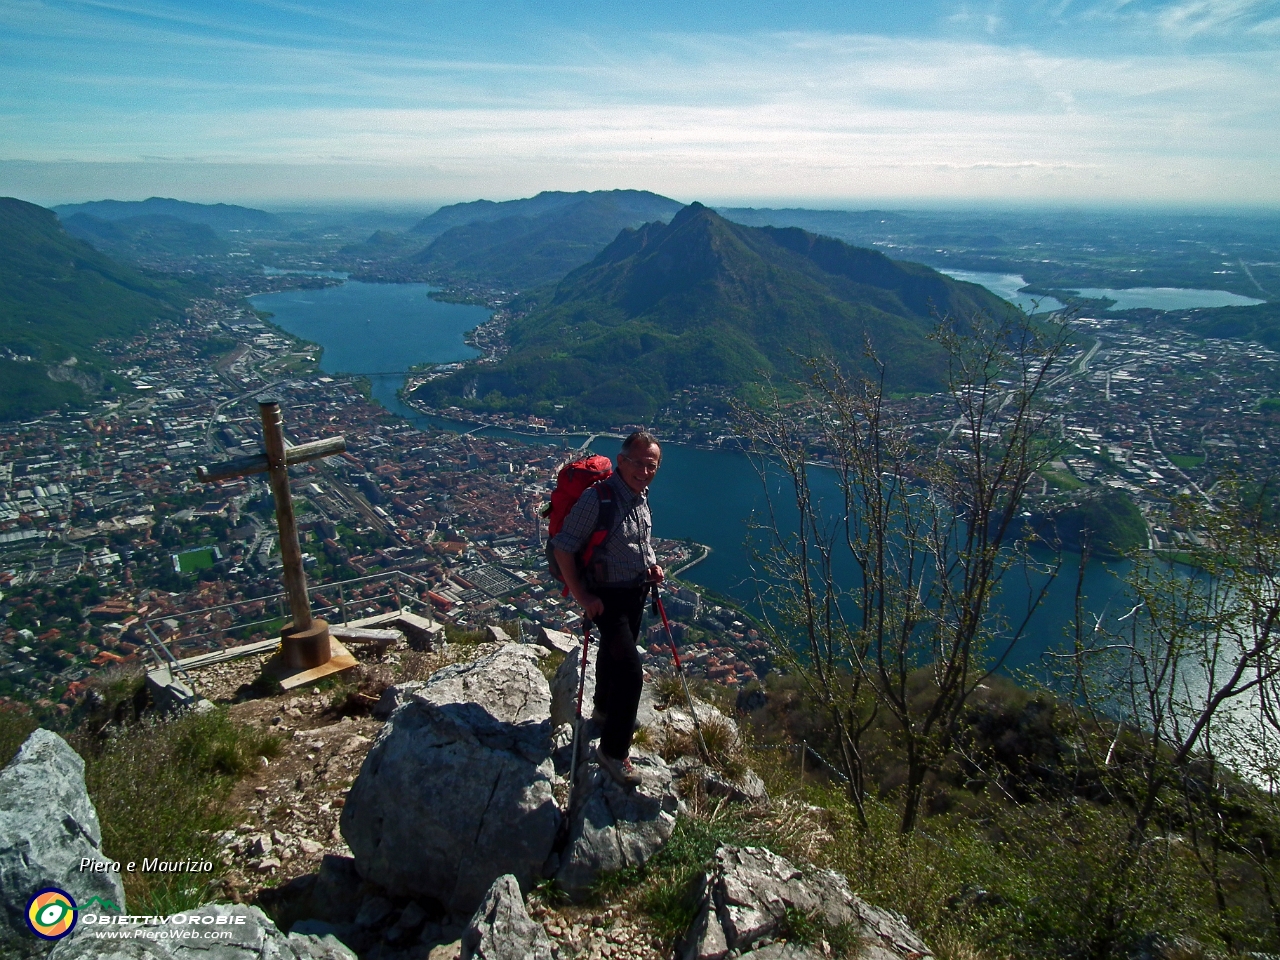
[[26, 888, 77, 940]]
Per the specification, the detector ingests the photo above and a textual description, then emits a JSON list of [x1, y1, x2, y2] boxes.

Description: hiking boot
[[589, 706, 609, 727], [596, 749, 641, 788]]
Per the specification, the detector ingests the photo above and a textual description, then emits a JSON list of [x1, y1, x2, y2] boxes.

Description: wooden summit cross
[[197, 395, 352, 679]]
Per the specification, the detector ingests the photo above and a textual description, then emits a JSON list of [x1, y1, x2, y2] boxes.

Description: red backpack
[[542, 454, 619, 592]]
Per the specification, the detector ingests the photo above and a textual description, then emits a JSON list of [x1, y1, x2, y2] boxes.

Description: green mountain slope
[[54, 197, 281, 234], [1180, 301, 1280, 349], [412, 192, 685, 289], [0, 198, 189, 420], [62, 213, 228, 259], [1032, 489, 1147, 558], [414, 203, 1007, 426]]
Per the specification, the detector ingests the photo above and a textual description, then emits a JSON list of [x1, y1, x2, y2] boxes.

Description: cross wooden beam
[[197, 395, 347, 671]]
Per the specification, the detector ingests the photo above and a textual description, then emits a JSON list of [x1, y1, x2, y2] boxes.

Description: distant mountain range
[[54, 197, 281, 234], [339, 190, 684, 289], [408, 190, 680, 242], [414, 203, 1006, 426], [410, 191, 685, 289], [0, 198, 191, 420]]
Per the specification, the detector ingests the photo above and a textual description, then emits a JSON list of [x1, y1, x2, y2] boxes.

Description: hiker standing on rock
[[551, 431, 663, 788]]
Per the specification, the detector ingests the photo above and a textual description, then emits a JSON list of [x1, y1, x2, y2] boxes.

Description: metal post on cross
[[197, 395, 348, 674]]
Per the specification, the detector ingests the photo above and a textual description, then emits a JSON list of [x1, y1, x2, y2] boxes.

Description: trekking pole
[[650, 583, 712, 764], [568, 617, 593, 799]]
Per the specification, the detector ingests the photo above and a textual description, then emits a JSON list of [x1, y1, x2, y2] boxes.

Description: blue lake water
[[939, 269, 1264, 313], [937, 270, 1066, 313], [253, 278, 1134, 674], [250, 282, 489, 412], [1068, 287, 1264, 311]]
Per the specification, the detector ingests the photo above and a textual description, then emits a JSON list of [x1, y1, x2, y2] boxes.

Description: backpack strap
[[580, 484, 618, 567]]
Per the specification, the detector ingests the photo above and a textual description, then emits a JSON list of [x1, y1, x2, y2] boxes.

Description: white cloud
[[1157, 0, 1277, 37], [1068, 0, 1280, 38], [1, 20, 1276, 205]]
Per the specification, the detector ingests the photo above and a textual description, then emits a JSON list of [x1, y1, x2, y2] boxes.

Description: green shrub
[[0, 709, 38, 767], [772, 775, 1250, 960], [637, 815, 756, 939], [653, 674, 684, 708], [74, 708, 281, 914], [773, 907, 857, 955], [537, 649, 566, 684], [444, 624, 487, 644]]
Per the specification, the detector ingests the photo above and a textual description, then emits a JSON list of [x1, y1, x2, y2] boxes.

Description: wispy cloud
[[1, 2, 1276, 204], [1156, 0, 1278, 36], [1061, 0, 1280, 39]]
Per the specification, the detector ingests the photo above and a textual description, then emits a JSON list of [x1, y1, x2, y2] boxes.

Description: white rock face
[[533, 627, 578, 657], [0, 729, 127, 956], [554, 750, 680, 901], [48, 903, 354, 959], [549, 640, 597, 730], [461, 874, 553, 960], [680, 846, 932, 960], [340, 645, 561, 913]]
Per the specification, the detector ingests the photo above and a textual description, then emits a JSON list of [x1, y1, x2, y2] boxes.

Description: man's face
[[617, 442, 661, 494]]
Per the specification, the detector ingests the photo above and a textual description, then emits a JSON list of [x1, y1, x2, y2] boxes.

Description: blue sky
[[1, 0, 1277, 207]]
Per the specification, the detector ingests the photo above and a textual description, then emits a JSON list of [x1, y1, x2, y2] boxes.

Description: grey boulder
[[740, 946, 824, 960], [554, 750, 680, 902], [340, 644, 561, 913], [532, 627, 578, 657], [646, 697, 739, 752], [461, 874, 552, 960], [1, 729, 126, 955], [549, 640, 596, 729], [49, 903, 354, 959], [371, 680, 427, 720], [669, 757, 770, 806], [680, 846, 931, 960]]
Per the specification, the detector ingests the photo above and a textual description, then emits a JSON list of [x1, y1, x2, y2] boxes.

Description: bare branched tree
[[1055, 485, 1280, 943], [736, 310, 1071, 833]]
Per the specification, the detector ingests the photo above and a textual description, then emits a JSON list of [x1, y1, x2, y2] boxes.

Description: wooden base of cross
[[197, 395, 357, 688], [266, 626, 358, 690]]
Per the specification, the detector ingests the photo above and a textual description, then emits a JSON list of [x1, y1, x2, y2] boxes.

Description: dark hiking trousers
[[591, 583, 647, 761]]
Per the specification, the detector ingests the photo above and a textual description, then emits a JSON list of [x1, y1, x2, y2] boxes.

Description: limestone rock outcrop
[[0, 729, 127, 956], [461, 874, 553, 960], [371, 680, 426, 720], [549, 640, 597, 730], [736, 945, 824, 959], [553, 750, 680, 901], [340, 644, 561, 913], [680, 846, 931, 960], [48, 903, 354, 959], [532, 627, 578, 657]]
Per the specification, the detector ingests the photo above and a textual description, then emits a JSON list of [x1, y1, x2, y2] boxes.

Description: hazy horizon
[[21, 188, 1280, 218], [3, 1, 1278, 208]]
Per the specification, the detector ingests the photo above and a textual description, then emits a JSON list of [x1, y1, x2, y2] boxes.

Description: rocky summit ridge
[[1, 634, 931, 960]]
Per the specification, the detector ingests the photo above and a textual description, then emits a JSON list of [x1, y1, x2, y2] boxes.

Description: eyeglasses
[[620, 454, 660, 473]]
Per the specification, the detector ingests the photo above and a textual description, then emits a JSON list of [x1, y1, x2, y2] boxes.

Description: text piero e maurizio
[[79, 856, 214, 874]]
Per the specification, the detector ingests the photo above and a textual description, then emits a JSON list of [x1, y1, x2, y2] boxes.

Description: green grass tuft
[[636, 816, 753, 940], [0, 710, 39, 767], [73, 708, 280, 914]]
